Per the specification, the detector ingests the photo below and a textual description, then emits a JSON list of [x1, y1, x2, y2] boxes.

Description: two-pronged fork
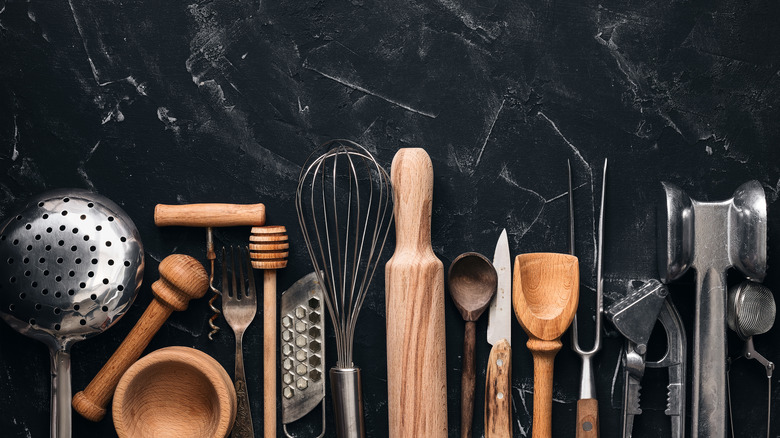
[[222, 246, 258, 438]]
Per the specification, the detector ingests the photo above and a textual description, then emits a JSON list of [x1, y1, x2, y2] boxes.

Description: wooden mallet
[[249, 225, 289, 438]]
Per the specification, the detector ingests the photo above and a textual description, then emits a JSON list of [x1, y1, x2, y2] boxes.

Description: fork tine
[[237, 245, 247, 299], [244, 246, 257, 302], [221, 246, 229, 298], [230, 246, 239, 300]]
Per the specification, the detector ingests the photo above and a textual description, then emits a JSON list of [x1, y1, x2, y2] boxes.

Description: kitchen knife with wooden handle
[[385, 148, 448, 438], [485, 229, 512, 437]]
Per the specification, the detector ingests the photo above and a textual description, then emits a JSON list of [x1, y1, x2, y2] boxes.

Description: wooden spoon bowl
[[113, 346, 237, 438], [513, 252, 579, 438]]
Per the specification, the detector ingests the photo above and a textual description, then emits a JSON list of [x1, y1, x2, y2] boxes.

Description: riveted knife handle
[[484, 339, 512, 438], [576, 398, 599, 438]]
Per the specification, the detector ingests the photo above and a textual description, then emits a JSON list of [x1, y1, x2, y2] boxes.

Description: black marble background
[[1, 0, 780, 436]]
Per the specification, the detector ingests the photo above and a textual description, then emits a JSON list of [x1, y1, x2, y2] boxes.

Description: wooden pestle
[[72, 254, 209, 422], [513, 253, 579, 438], [385, 148, 448, 438], [249, 225, 289, 438]]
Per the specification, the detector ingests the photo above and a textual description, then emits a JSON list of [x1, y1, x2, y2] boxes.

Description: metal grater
[[280, 272, 326, 438]]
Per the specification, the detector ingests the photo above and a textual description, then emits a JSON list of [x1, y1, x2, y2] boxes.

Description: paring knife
[[485, 229, 512, 437]]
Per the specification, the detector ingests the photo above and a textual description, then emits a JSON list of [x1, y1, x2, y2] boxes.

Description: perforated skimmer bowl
[[0, 189, 144, 438]]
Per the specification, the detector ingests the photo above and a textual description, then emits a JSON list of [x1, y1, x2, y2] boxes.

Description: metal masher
[[0, 189, 144, 438]]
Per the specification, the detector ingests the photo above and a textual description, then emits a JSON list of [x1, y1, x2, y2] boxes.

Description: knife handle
[[575, 398, 599, 438], [484, 339, 512, 438]]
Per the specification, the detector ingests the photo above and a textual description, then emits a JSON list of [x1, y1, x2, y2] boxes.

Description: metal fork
[[222, 246, 258, 438]]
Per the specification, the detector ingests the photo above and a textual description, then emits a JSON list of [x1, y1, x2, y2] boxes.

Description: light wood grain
[[72, 255, 209, 422], [113, 346, 237, 438], [513, 253, 579, 438], [154, 203, 266, 227], [484, 339, 512, 438], [249, 225, 288, 438], [575, 398, 599, 438], [385, 148, 448, 438]]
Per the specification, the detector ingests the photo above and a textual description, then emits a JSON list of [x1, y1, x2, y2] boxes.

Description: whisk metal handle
[[330, 367, 366, 438], [390, 148, 434, 250]]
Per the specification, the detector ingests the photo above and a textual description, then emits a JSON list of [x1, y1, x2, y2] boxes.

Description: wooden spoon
[[448, 252, 498, 438], [513, 253, 579, 438]]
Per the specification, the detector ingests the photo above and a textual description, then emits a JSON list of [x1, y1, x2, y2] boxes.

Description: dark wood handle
[[460, 321, 476, 438], [575, 398, 599, 438], [484, 339, 512, 438], [154, 203, 266, 227]]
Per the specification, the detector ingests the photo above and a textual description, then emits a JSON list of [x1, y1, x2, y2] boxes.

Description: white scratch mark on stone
[[297, 97, 309, 113], [499, 165, 546, 239], [473, 98, 505, 172], [241, 52, 248, 59], [303, 63, 437, 119], [538, 111, 597, 269], [435, 0, 503, 40], [101, 101, 126, 124], [76, 141, 101, 191], [66, 0, 104, 85], [705, 145, 713, 155], [11, 114, 19, 161]]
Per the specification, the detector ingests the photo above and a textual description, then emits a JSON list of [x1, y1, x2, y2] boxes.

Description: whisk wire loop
[[296, 139, 394, 368]]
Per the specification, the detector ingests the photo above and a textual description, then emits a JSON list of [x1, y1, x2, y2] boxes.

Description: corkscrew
[[154, 202, 266, 339]]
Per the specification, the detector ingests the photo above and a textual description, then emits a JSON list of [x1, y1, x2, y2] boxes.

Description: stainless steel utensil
[[0, 189, 144, 438], [658, 180, 767, 437], [570, 159, 607, 438], [281, 271, 326, 438], [295, 139, 393, 438], [606, 279, 686, 438], [727, 281, 775, 438], [221, 246, 258, 438]]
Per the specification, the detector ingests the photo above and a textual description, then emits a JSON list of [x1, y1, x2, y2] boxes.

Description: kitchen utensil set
[[0, 146, 774, 438]]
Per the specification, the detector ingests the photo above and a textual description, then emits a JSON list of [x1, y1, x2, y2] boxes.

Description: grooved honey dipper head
[[249, 225, 289, 270]]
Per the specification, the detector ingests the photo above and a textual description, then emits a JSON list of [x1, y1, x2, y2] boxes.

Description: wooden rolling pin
[[154, 203, 266, 227], [385, 148, 448, 438], [72, 254, 209, 421]]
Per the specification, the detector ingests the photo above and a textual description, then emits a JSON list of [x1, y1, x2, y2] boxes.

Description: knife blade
[[485, 229, 512, 438]]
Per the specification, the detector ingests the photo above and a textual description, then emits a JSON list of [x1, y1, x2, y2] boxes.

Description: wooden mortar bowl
[[113, 346, 237, 438]]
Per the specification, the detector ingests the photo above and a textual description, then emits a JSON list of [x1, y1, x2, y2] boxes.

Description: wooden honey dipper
[[249, 225, 289, 438], [72, 254, 209, 422]]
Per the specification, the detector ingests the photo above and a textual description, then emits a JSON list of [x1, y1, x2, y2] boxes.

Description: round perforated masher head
[[0, 189, 144, 350]]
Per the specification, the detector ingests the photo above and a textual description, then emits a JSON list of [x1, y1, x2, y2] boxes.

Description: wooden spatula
[[513, 252, 579, 438]]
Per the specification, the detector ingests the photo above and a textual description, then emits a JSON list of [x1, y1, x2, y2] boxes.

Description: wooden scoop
[[513, 253, 579, 438], [448, 252, 497, 438]]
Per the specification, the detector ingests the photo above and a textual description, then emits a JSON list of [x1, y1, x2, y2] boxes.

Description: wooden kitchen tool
[[154, 202, 266, 340], [513, 253, 579, 438], [385, 148, 448, 438], [113, 346, 237, 438], [448, 252, 497, 438], [72, 254, 210, 421], [249, 225, 289, 438]]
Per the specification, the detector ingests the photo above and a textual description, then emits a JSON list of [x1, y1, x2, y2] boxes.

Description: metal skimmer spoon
[[727, 280, 775, 438], [0, 189, 144, 438]]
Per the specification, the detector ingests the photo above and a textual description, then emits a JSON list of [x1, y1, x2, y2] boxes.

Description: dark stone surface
[[1, 0, 779, 436]]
